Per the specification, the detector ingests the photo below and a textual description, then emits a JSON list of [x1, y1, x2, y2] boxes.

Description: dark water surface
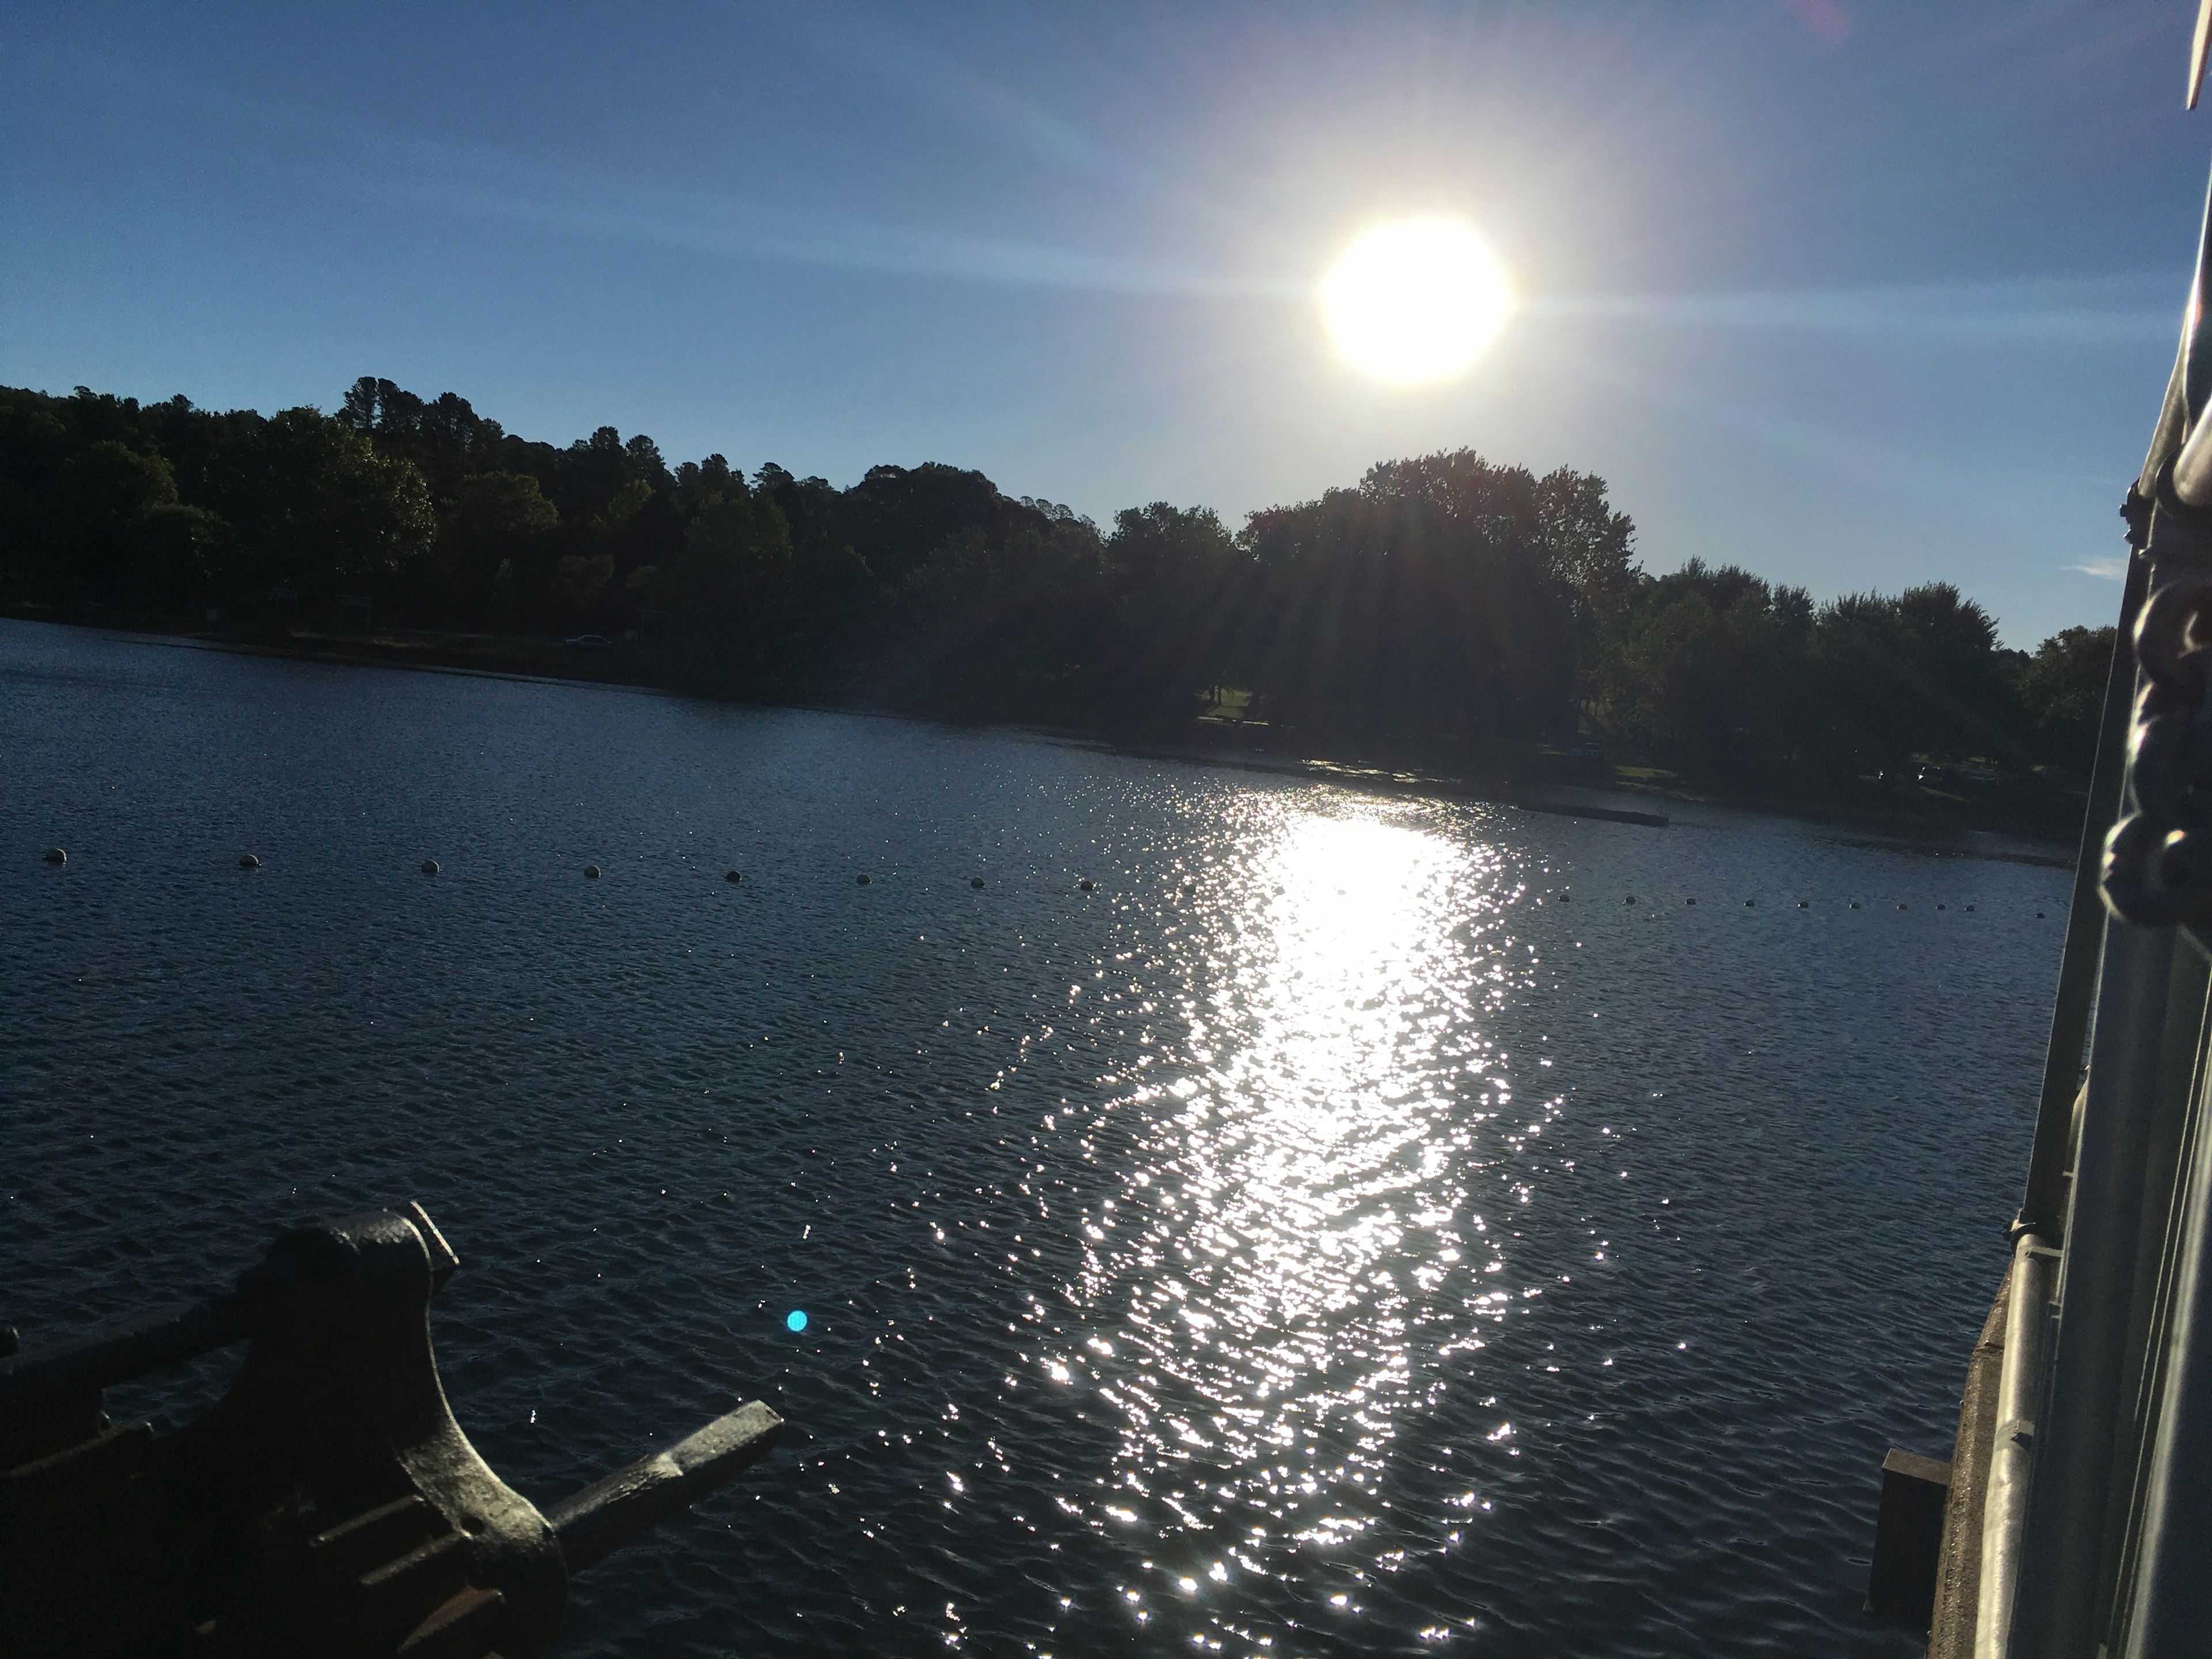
[[1, 620, 2070, 1657]]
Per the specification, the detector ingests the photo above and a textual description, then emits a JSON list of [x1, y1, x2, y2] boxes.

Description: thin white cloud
[[1527, 275, 2177, 344], [2066, 555, 2130, 579]]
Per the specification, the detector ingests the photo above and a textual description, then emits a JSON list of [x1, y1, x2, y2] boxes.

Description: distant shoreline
[[5, 609, 2081, 851]]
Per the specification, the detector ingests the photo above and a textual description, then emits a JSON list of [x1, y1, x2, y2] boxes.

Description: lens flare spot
[[786, 1309, 809, 1332]]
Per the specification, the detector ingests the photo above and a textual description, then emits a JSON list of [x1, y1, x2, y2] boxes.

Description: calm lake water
[[1, 618, 2071, 1657]]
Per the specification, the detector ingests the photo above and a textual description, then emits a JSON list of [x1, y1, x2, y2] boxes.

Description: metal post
[[1979, 1230, 2057, 1659], [2009, 917, 2178, 1659], [2019, 552, 2150, 1237], [2123, 1032, 2212, 1656]]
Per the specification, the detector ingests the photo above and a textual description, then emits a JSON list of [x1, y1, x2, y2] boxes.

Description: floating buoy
[[585, 865, 601, 879], [725, 870, 743, 884], [421, 859, 439, 876], [2037, 911, 2046, 918], [1897, 903, 1908, 911], [857, 874, 871, 885], [1624, 895, 1637, 906], [238, 854, 260, 870], [1744, 899, 1755, 907], [1181, 879, 1196, 893], [44, 847, 65, 865], [1685, 897, 1695, 906], [1559, 891, 1571, 902], [1937, 903, 1946, 911], [1797, 901, 1808, 908], [1080, 879, 1095, 892], [971, 877, 985, 889], [1965, 904, 1975, 912], [1850, 902, 1860, 909]]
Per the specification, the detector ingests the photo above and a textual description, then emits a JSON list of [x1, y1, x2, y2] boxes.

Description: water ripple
[[0, 620, 2066, 1657]]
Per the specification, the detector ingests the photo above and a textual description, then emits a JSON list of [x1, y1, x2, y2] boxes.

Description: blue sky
[[2, 2, 2205, 645]]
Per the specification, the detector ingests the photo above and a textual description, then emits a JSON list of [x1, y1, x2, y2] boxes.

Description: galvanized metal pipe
[[2009, 916, 2177, 1659], [1978, 1232, 2056, 1659]]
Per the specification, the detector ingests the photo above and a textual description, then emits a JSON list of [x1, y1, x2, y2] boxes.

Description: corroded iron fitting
[[0, 1203, 785, 1658]]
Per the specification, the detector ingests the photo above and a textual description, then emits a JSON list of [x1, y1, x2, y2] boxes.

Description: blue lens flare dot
[[786, 1309, 808, 1333]]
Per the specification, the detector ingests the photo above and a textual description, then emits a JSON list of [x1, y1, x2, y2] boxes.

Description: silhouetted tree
[[0, 376, 2116, 801]]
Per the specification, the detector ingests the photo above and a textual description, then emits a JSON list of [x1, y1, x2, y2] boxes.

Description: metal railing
[[1982, 119, 2212, 1657]]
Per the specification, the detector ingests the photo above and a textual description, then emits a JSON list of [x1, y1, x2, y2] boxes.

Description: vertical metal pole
[[2009, 919, 2177, 1659], [1978, 1232, 2057, 1659], [2019, 550, 2150, 1237], [2094, 944, 2212, 1641], [2123, 1024, 2212, 1657]]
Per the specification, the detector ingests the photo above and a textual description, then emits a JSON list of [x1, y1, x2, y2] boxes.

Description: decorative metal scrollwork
[[2104, 575, 2212, 926]]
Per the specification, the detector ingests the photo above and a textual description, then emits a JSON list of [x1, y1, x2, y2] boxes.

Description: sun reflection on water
[[1048, 801, 1535, 1627]]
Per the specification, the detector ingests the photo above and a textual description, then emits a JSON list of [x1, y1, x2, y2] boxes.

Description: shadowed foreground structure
[[0, 1203, 783, 1658]]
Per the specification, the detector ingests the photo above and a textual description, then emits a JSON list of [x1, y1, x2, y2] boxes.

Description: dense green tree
[[0, 375, 2120, 805], [2016, 625, 2117, 780], [424, 470, 558, 622], [1242, 451, 1623, 766], [238, 408, 435, 599]]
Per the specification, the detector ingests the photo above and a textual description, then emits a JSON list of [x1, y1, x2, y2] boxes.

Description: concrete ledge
[[1929, 1263, 2013, 1659]]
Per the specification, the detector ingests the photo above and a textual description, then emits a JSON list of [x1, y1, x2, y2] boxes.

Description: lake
[[0, 618, 2070, 1657]]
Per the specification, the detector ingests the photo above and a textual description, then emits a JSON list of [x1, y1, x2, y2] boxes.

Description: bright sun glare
[[1320, 218, 1512, 384]]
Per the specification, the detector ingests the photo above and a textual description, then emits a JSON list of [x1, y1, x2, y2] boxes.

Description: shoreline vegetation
[[1, 377, 2113, 843]]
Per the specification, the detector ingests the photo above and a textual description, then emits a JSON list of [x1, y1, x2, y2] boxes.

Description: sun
[[1319, 218, 1513, 384]]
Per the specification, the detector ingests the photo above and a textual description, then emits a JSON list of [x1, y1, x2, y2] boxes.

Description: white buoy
[[238, 854, 260, 869], [44, 848, 65, 865], [585, 865, 601, 879]]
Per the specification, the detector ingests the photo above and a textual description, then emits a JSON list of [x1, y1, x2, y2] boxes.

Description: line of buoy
[[33, 845, 2055, 919], [1544, 891, 2040, 913]]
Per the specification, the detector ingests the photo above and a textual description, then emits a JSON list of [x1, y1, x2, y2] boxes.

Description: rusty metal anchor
[[0, 1202, 786, 1657]]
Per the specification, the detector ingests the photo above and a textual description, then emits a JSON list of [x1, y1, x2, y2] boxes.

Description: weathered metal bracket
[[0, 1202, 785, 1658]]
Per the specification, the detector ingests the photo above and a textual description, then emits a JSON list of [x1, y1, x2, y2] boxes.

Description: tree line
[[0, 377, 2115, 793]]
